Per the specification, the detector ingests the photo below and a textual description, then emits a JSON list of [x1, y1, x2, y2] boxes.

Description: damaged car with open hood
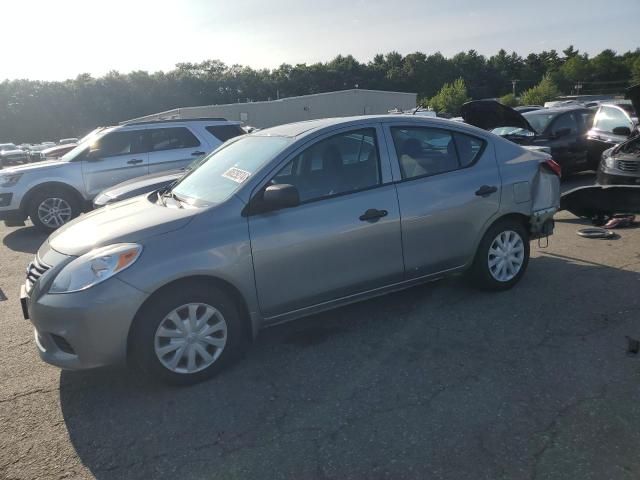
[[461, 100, 595, 174]]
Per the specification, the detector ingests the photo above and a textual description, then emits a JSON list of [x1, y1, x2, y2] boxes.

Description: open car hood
[[461, 100, 536, 133], [626, 84, 640, 119]]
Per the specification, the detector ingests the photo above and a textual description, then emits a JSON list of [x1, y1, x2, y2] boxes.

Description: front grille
[[617, 160, 640, 173], [25, 256, 51, 294]]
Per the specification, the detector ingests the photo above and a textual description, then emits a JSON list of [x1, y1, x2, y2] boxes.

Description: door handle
[[127, 159, 144, 165], [359, 208, 388, 222], [191, 151, 206, 156], [475, 185, 498, 197]]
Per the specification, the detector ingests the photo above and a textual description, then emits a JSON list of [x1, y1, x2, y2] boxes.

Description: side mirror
[[612, 126, 632, 137], [262, 184, 300, 211], [553, 127, 571, 138]]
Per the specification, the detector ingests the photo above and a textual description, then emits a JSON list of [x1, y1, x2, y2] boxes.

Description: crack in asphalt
[[529, 387, 608, 480]]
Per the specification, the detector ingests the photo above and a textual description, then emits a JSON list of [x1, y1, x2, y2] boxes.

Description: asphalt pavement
[[2, 173, 640, 479]]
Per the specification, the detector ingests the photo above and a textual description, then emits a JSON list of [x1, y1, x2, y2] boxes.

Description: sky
[[2, 0, 638, 81]]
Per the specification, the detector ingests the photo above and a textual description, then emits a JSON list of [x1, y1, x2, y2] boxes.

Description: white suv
[[0, 119, 244, 232]]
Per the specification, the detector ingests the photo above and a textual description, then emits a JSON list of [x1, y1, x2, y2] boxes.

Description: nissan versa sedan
[[21, 116, 560, 384]]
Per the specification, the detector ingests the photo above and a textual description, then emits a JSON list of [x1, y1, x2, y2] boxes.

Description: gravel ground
[[2, 174, 640, 479]]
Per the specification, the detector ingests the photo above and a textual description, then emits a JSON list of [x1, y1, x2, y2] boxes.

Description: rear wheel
[[469, 219, 530, 291], [28, 189, 81, 233], [130, 283, 247, 385]]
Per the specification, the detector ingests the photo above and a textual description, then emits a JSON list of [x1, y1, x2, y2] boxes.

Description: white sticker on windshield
[[222, 167, 252, 183]]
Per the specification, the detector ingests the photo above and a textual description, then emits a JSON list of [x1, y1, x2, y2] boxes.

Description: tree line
[[2, 46, 639, 143]]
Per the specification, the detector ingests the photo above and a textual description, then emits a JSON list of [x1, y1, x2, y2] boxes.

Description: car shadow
[[2, 225, 47, 254], [59, 256, 640, 479]]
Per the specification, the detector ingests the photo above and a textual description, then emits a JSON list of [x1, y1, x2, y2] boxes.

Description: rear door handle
[[191, 151, 206, 156], [127, 159, 144, 165], [475, 185, 498, 197], [359, 208, 388, 222]]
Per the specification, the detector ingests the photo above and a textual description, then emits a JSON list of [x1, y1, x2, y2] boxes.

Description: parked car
[[92, 155, 212, 208], [588, 89, 638, 164], [461, 100, 595, 173], [20, 115, 560, 384], [0, 118, 244, 231], [26, 144, 52, 162], [0, 143, 30, 167], [40, 143, 77, 160], [595, 85, 640, 185], [58, 137, 79, 145]]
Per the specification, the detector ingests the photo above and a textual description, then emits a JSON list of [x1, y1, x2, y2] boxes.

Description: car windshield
[[523, 112, 556, 134], [0, 143, 17, 151], [171, 135, 291, 206]]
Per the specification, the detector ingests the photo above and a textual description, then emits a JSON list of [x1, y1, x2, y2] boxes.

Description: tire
[[469, 218, 530, 291], [28, 188, 81, 233], [129, 283, 248, 385]]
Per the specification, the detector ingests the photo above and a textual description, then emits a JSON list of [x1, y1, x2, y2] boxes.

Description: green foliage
[[499, 93, 519, 107], [427, 78, 470, 115], [520, 75, 561, 106], [0, 46, 638, 142]]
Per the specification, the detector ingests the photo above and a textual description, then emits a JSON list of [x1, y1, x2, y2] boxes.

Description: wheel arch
[[126, 275, 253, 360], [470, 212, 531, 266]]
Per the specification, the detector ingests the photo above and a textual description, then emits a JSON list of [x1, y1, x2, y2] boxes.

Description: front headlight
[[0, 173, 22, 187], [49, 243, 142, 294], [604, 157, 615, 169]]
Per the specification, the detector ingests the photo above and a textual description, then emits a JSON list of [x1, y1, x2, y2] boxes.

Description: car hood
[[101, 169, 184, 198], [626, 84, 640, 119], [461, 100, 536, 133], [0, 159, 64, 173], [48, 194, 198, 256]]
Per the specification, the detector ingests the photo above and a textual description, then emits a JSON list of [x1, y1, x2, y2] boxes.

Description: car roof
[[253, 115, 487, 138]]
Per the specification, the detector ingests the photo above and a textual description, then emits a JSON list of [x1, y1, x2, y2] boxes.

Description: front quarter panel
[[116, 196, 259, 328]]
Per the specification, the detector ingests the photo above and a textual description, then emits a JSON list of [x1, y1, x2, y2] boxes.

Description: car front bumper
[[24, 277, 148, 370], [596, 168, 640, 186]]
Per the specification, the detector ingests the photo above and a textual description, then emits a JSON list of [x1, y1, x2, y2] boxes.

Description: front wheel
[[28, 189, 81, 233], [469, 219, 530, 291], [130, 284, 247, 385]]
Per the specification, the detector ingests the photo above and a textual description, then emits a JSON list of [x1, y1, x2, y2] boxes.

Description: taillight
[[542, 158, 562, 178]]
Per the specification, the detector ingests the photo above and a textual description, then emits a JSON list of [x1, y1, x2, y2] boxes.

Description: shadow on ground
[[60, 255, 640, 479], [2, 226, 47, 254]]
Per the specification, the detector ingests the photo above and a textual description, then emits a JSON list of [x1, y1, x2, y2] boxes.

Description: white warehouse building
[[124, 89, 417, 128]]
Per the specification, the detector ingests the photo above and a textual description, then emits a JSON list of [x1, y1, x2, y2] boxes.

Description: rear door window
[[206, 125, 246, 142], [148, 127, 200, 152], [550, 113, 578, 136], [390, 127, 484, 179]]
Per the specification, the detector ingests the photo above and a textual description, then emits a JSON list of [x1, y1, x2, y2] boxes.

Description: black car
[[461, 100, 595, 174]]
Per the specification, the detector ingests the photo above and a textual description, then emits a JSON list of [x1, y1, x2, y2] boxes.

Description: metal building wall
[[123, 89, 417, 127]]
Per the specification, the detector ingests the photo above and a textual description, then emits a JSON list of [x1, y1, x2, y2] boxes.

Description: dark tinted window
[[593, 106, 632, 133], [575, 111, 595, 132], [206, 125, 245, 142], [148, 127, 200, 151], [391, 127, 483, 179], [550, 113, 578, 135], [93, 130, 146, 157], [272, 128, 380, 203]]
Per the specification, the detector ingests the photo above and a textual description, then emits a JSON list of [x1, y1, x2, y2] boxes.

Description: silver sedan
[[21, 115, 560, 384]]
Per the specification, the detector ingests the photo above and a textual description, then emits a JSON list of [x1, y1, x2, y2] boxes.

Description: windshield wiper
[[158, 190, 185, 208]]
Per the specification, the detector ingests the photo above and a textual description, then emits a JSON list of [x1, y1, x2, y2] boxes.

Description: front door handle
[[475, 185, 498, 197], [359, 208, 388, 222], [191, 151, 206, 156], [127, 159, 144, 165]]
